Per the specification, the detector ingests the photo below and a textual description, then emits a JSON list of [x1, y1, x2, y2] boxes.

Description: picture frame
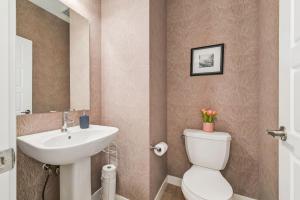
[[190, 44, 224, 76]]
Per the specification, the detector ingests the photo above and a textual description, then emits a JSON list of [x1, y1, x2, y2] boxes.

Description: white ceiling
[[29, 0, 70, 23]]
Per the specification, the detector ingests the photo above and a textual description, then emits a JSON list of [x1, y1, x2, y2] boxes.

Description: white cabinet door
[[0, 0, 16, 200], [279, 0, 300, 199], [16, 36, 32, 115]]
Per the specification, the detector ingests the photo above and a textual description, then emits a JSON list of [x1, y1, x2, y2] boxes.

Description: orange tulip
[[201, 108, 217, 123]]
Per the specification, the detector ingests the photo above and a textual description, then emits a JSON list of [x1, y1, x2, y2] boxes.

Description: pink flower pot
[[203, 122, 214, 132]]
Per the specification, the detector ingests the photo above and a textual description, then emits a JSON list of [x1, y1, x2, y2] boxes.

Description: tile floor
[[161, 184, 185, 200]]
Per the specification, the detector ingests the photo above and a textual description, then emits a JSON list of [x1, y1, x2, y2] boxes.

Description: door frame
[[8, 0, 16, 199], [278, 0, 300, 199]]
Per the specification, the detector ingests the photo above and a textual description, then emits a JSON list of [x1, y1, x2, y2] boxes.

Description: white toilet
[[181, 129, 233, 200]]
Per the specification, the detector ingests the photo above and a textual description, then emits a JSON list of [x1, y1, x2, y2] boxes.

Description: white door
[[16, 36, 32, 115], [278, 0, 300, 199], [0, 0, 16, 200]]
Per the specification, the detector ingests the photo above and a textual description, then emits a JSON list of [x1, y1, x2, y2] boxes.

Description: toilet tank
[[184, 129, 231, 170]]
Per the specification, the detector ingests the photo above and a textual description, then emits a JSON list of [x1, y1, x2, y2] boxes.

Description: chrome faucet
[[61, 111, 74, 133]]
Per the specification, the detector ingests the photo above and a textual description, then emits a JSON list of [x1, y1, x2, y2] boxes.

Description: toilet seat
[[181, 165, 233, 200]]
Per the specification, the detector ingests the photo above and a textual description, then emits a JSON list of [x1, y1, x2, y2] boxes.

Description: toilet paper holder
[[150, 145, 162, 152]]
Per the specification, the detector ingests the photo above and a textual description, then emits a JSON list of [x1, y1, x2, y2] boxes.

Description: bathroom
[[0, 0, 299, 200]]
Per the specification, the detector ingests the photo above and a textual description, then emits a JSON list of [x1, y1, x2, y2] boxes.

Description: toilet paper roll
[[102, 164, 116, 200], [154, 142, 168, 157], [102, 164, 116, 178]]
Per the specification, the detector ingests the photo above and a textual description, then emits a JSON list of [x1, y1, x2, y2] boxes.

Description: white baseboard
[[91, 188, 102, 200], [154, 177, 169, 200], [91, 188, 129, 200], [115, 194, 130, 200], [162, 175, 256, 200], [167, 175, 182, 187], [233, 194, 256, 200]]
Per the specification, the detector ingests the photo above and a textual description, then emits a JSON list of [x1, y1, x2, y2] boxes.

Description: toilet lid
[[182, 166, 233, 200]]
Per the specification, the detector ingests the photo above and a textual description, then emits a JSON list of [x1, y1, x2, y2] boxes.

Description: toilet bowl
[[182, 166, 233, 200], [182, 129, 233, 200]]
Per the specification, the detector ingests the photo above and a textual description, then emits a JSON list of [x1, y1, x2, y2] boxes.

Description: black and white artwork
[[190, 44, 224, 76]]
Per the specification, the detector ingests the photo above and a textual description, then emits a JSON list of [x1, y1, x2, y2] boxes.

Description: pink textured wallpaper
[[17, 0, 101, 199], [150, 0, 167, 199], [258, 0, 279, 199], [167, 0, 260, 198], [101, 0, 151, 199]]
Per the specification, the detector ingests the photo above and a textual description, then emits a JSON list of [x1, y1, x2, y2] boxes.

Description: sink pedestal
[[60, 157, 91, 200]]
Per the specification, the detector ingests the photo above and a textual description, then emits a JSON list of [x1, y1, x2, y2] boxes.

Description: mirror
[[16, 0, 90, 115]]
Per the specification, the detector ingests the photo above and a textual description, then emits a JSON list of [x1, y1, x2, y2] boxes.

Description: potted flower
[[201, 108, 217, 132]]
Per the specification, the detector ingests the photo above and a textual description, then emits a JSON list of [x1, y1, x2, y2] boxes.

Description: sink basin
[[17, 125, 119, 200], [18, 125, 118, 165]]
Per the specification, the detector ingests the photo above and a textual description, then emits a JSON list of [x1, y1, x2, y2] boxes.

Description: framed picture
[[190, 44, 224, 76]]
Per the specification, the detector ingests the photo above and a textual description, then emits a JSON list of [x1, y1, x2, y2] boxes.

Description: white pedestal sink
[[17, 125, 119, 200]]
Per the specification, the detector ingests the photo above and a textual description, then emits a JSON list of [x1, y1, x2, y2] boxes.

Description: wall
[[100, 0, 151, 199], [17, 0, 70, 113], [70, 10, 90, 111], [167, 0, 260, 198], [16, 0, 101, 199], [149, 0, 167, 199], [258, 0, 279, 199]]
